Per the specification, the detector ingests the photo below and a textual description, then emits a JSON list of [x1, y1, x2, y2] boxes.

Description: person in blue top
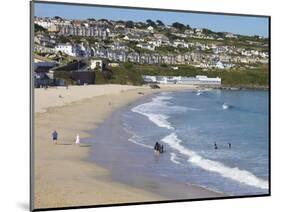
[[52, 130, 58, 144]]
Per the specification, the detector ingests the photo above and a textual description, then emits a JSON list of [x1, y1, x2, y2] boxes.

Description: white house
[[55, 43, 81, 57], [173, 40, 189, 48], [35, 19, 55, 29], [215, 61, 225, 69], [147, 26, 154, 33], [195, 75, 221, 85], [148, 39, 162, 47], [171, 66, 179, 70], [225, 33, 238, 39], [136, 43, 155, 51]]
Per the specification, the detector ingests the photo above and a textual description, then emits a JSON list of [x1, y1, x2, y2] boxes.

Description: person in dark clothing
[[214, 142, 218, 150], [154, 142, 165, 154], [52, 130, 58, 144], [159, 144, 164, 153], [154, 142, 161, 154]]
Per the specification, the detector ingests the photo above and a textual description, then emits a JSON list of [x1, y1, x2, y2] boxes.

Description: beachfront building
[[142, 75, 221, 85], [33, 61, 65, 87]]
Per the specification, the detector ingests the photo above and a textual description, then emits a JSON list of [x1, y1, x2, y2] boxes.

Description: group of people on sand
[[214, 142, 232, 150], [154, 142, 165, 154]]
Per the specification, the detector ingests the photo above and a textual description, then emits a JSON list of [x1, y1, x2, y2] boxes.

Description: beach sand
[[33, 84, 223, 209]]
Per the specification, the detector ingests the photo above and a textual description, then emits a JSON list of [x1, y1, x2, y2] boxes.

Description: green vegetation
[[57, 35, 71, 43], [94, 63, 268, 88], [172, 22, 187, 32], [35, 18, 269, 89], [146, 19, 157, 27], [95, 63, 143, 85], [54, 71, 75, 85], [156, 20, 165, 27], [125, 21, 134, 28]]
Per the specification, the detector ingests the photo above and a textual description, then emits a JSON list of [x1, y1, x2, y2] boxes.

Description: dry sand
[[33, 84, 222, 209]]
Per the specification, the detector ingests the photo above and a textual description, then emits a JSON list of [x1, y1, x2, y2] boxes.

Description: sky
[[34, 2, 269, 37]]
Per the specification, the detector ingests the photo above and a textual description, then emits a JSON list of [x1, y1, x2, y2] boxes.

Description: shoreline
[[86, 96, 226, 199], [34, 84, 223, 209]]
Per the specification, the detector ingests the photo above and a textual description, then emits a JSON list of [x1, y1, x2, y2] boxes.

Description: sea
[[88, 89, 269, 197]]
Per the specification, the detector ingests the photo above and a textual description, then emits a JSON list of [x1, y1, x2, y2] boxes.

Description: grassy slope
[[95, 63, 269, 88]]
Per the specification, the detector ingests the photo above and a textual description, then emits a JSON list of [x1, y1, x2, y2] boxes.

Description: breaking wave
[[161, 133, 268, 190], [170, 152, 181, 165], [132, 94, 199, 130]]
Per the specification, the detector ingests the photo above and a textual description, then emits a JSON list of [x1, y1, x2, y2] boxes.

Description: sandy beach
[[33, 84, 223, 209]]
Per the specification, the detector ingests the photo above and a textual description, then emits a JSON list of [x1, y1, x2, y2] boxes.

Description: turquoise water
[[124, 90, 269, 195]]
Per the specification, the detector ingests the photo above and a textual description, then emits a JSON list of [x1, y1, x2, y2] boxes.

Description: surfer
[[228, 143, 231, 149], [214, 142, 218, 150]]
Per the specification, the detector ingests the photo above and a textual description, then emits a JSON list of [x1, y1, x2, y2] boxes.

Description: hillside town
[[33, 16, 269, 87]]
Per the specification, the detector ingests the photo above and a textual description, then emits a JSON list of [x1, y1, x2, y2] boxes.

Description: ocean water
[[122, 90, 269, 196]]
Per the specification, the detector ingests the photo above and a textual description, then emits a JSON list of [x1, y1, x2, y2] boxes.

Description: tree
[[135, 22, 147, 29], [54, 16, 62, 20], [116, 20, 125, 24], [146, 19, 156, 27], [124, 62, 133, 69], [202, 28, 213, 35], [34, 23, 47, 33], [57, 35, 70, 43], [156, 20, 165, 27], [99, 18, 108, 22], [125, 21, 134, 28], [172, 22, 186, 31], [216, 32, 224, 38]]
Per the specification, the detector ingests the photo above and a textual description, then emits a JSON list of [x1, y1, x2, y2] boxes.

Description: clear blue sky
[[34, 2, 269, 37]]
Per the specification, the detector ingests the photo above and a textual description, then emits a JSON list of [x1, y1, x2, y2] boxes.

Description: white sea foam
[[161, 133, 268, 190], [170, 152, 181, 165], [132, 94, 197, 130], [128, 136, 154, 149], [137, 112, 174, 130], [222, 103, 229, 110], [123, 127, 154, 149]]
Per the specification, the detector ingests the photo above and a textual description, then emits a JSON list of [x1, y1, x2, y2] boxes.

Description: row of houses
[[58, 25, 110, 39], [35, 39, 268, 68]]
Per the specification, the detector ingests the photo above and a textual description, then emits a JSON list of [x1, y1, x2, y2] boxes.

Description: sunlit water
[[123, 90, 269, 195]]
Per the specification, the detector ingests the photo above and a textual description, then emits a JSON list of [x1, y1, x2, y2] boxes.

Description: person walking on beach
[[52, 130, 58, 144], [75, 134, 80, 145]]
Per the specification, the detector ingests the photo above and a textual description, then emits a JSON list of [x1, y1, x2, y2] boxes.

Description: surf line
[[161, 133, 268, 190]]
